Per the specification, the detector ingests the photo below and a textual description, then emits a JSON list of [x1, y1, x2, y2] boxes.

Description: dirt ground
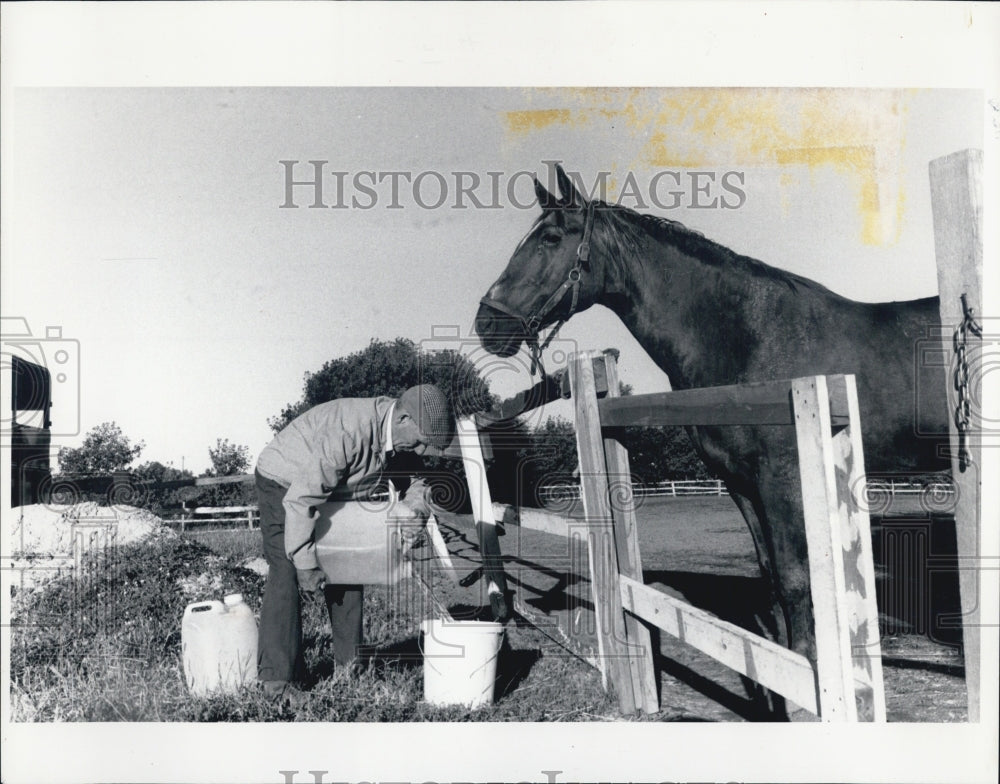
[[425, 495, 968, 722]]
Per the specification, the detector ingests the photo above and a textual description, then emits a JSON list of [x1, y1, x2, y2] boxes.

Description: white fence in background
[[162, 479, 954, 534], [537, 478, 956, 503], [164, 505, 260, 532], [538, 479, 727, 501]]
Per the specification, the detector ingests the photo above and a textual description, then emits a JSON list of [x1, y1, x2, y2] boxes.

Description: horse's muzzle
[[475, 303, 526, 357]]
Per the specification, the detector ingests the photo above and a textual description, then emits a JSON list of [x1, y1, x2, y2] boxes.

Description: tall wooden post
[[929, 148, 983, 721], [792, 375, 885, 721], [456, 416, 509, 614], [828, 374, 887, 721], [569, 351, 638, 714], [599, 350, 660, 713], [793, 376, 855, 720]]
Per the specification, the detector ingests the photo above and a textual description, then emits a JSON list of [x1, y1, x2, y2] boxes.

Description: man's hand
[[296, 567, 327, 599], [387, 501, 427, 554]]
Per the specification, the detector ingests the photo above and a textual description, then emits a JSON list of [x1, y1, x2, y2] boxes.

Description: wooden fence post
[[456, 416, 509, 608], [599, 350, 660, 713], [792, 375, 886, 721], [827, 374, 887, 721], [569, 351, 638, 714], [792, 376, 860, 721], [930, 148, 983, 722]]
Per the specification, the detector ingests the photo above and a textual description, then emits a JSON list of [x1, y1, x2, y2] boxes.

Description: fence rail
[[537, 478, 955, 503], [538, 480, 725, 501], [163, 505, 259, 532], [160, 478, 954, 533]]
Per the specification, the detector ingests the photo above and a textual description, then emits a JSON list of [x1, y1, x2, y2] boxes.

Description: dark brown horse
[[476, 164, 948, 714]]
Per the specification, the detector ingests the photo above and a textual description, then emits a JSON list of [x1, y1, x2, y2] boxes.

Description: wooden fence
[[478, 349, 886, 721]]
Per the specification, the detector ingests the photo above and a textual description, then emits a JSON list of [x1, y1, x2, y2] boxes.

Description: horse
[[475, 164, 949, 717]]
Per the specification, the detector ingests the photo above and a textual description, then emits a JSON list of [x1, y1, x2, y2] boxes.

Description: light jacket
[[257, 396, 420, 571]]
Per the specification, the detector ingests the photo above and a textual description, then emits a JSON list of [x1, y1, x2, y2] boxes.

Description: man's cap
[[398, 384, 453, 451]]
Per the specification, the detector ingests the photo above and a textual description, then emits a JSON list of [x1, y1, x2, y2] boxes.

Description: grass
[[11, 505, 968, 723], [10, 529, 618, 722], [186, 527, 262, 562]]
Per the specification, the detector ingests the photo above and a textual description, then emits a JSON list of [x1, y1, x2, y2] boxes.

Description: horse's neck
[[601, 237, 761, 390]]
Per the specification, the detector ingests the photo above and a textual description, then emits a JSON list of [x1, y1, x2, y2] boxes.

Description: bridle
[[479, 201, 596, 376]]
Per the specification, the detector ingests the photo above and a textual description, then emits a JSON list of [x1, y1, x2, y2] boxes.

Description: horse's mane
[[594, 200, 830, 296]]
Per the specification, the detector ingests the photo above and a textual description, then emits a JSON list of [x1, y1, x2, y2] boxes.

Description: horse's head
[[476, 165, 606, 359]]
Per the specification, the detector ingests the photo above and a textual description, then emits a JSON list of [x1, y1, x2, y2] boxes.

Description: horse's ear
[[534, 177, 561, 211], [555, 164, 586, 207]]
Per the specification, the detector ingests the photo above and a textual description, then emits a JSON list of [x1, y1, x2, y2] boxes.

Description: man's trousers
[[255, 470, 363, 683]]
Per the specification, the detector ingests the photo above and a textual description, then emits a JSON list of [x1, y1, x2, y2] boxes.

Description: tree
[[133, 461, 197, 515], [206, 439, 251, 477], [506, 415, 578, 507], [614, 380, 713, 482], [197, 438, 255, 508], [57, 421, 145, 475], [526, 416, 578, 481], [511, 410, 713, 508], [269, 337, 495, 432], [619, 425, 714, 482]]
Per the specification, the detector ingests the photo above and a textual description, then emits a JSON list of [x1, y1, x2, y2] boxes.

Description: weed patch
[[11, 528, 617, 722]]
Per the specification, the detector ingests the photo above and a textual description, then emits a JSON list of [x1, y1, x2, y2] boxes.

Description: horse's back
[[854, 296, 949, 472], [753, 291, 949, 473]]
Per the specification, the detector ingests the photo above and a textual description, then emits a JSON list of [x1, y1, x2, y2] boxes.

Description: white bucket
[[420, 619, 504, 709]]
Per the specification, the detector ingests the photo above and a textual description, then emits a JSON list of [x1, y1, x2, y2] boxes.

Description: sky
[[3, 86, 983, 472]]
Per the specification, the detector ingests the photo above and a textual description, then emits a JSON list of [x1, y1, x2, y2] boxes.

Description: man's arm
[[283, 438, 352, 571], [399, 476, 432, 518]]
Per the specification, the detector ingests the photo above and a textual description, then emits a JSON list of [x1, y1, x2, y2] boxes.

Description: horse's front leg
[[726, 482, 791, 720], [738, 468, 822, 716]]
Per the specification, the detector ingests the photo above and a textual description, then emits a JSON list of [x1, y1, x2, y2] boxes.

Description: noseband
[[480, 201, 596, 375]]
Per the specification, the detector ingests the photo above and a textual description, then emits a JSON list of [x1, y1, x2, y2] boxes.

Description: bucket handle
[[184, 600, 225, 617]]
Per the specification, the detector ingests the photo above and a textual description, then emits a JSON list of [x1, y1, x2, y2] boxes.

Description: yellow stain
[[505, 109, 579, 134], [501, 87, 909, 245], [775, 146, 883, 244]]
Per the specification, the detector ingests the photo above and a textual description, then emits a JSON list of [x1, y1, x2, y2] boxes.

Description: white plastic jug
[[314, 484, 408, 585], [181, 593, 258, 696], [420, 619, 504, 709]]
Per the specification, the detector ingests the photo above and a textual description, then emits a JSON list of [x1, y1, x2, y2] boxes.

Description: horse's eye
[[541, 232, 562, 246]]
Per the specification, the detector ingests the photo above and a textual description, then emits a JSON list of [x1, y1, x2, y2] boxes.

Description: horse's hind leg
[[726, 483, 790, 720]]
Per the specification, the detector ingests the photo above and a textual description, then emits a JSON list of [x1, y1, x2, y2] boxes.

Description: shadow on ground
[[642, 569, 774, 639]]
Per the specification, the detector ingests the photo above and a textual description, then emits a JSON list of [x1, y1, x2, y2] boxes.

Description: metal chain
[[953, 293, 982, 472]]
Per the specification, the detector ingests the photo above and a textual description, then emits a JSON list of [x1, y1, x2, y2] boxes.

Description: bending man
[[254, 384, 452, 704]]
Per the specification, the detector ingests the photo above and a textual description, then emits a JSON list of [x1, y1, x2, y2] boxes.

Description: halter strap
[[479, 201, 596, 377]]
